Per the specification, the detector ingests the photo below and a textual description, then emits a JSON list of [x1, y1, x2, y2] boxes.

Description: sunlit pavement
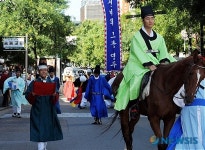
[[0, 94, 157, 150]]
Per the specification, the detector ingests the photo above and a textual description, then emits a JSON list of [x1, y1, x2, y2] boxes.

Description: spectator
[[0, 70, 10, 107]]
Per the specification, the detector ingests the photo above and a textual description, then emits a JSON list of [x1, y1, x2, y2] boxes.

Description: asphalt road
[[0, 95, 158, 150]]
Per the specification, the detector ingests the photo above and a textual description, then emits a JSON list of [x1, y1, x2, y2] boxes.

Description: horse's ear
[[192, 49, 200, 63]]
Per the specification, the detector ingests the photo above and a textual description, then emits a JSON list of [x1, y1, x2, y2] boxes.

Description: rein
[[192, 64, 205, 69]]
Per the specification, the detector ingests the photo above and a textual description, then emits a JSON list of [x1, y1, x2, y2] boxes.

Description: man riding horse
[[114, 5, 176, 113]]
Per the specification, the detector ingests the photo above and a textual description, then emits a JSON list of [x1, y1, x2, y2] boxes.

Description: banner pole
[[25, 34, 28, 80]]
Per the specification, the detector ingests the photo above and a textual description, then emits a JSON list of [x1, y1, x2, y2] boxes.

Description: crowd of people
[[0, 62, 116, 149], [0, 63, 117, 118]]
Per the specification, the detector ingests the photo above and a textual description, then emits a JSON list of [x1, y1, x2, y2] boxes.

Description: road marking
[[0, 113, 115, 118], [0, 113, 147, 119]]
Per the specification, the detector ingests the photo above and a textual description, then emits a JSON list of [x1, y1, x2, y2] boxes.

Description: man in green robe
[[25, 62, 63, 150], [114, 6, 176, 111]]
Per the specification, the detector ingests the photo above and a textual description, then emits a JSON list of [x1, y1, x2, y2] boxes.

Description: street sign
[[2, 37, 25, 51]]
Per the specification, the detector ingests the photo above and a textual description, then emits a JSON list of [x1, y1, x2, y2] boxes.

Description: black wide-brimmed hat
[[94, 65, 100, 74], [48, 66, 55, 73], [141, 5, 154, 18]]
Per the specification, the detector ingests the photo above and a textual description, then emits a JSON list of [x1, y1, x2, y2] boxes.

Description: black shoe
[[78, 105, 85, 109], [12, 113, 17, 117], [98, 120, 102, 125], [92, 117, 99, 125], [91, 121, 98, 125], [17, 113, 21, 118]]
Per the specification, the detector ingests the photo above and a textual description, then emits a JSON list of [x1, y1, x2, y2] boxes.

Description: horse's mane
[[153, 56, 194, 95], [157, 56, 193, 72]]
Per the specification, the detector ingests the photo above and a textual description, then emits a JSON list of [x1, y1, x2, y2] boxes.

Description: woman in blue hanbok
[[167, 79, 205, 150], [85, 65, 113, 125], [3, 68, 28, 118]]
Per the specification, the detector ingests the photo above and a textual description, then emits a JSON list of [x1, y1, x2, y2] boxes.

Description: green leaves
[[0, 0, 73, 63], [70, 20, 104, 68]]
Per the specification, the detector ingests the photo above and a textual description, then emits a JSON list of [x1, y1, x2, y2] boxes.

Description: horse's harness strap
[[194, 84, 205, 98], [199, 84, 205, 90], [192, 64, 205, 69], [190, 64, 205, 97]]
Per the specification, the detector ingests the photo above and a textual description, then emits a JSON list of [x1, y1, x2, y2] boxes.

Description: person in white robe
[[3, 68, 28, 118], [167, 79, 205, 149]]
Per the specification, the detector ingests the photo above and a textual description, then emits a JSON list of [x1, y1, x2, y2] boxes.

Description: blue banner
[[101, 0, 122, 71]]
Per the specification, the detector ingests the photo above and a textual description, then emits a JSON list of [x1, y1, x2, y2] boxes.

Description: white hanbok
[[169, 79, 205, 150], [3, 76, 28, 114], [104, 77, 115, 108]]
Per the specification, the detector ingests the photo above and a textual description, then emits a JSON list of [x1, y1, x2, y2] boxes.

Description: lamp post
[[181, 29, 188, 55], [188, 28, 193, 54]]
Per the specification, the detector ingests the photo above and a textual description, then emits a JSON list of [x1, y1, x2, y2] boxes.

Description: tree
[[70, 20, 105, 68], [0, 0, 74, 65], [125, 0, 205, 53]]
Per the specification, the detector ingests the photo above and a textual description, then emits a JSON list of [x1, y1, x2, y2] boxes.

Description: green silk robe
[[25, 78, 63, 142], [114, 29, 176, 111]]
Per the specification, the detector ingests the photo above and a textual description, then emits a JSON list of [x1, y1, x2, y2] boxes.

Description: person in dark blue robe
[[25, 62, 63, 150], [84, 65, 113, 125], [48, 66, 61, 114]]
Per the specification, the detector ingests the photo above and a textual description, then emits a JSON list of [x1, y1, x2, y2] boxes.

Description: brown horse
[[111, 50, 205, 150]]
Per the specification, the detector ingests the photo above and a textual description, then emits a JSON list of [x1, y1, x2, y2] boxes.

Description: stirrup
[[130, 105, 139, 120]]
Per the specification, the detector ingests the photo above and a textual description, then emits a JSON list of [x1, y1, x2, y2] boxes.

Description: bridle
[[183, 63, 205, 101], [151, 62, 205, 96]]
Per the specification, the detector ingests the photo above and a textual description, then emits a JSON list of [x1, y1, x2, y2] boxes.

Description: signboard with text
[[2, 37, 25, 51]]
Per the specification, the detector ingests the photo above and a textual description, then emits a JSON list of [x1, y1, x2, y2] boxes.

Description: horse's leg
[[161, 115, 176, 150], [129, 114, 140, 134], [148, 116, 163, 150], [119, 107, 133, 150]]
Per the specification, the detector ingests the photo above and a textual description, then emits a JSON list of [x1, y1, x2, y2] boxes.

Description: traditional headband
[[38, 65, 47, 70]]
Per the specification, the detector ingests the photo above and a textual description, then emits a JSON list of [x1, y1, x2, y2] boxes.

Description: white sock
[[38, 142, 46, 150], [44, 142, 47, 149]]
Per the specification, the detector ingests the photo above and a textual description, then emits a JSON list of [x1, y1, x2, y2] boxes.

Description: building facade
[[80, 0, 130, 22]]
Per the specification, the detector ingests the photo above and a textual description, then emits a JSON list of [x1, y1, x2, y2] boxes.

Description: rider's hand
[[148, 65, 157, 71]]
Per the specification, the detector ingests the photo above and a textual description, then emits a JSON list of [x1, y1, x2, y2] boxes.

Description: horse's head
[[184, 50, 205, 104]]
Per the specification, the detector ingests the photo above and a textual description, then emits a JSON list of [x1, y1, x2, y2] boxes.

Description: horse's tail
[[101, 110, 119, 134]]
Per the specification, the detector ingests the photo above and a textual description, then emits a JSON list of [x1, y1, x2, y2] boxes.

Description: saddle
[[139, 71, 152, 100], [111, 71, 152, 101]]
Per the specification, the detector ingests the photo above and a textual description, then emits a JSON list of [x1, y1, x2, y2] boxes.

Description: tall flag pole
[[101, 0, 122, 71]]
